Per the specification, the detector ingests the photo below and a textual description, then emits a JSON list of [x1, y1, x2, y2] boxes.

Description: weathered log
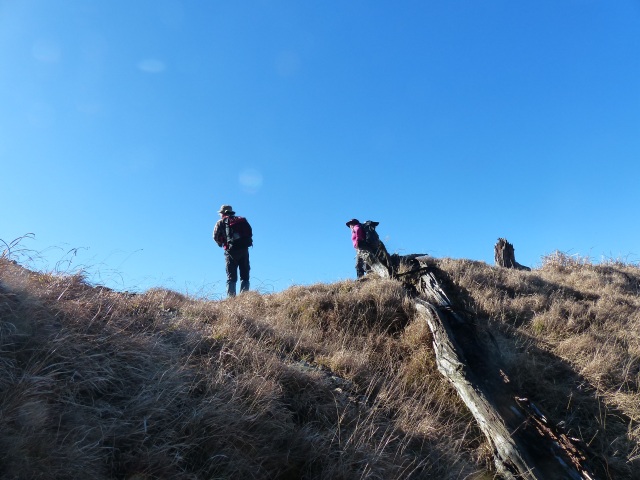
[[415, 268, 595, 479], [370, 250, 595, 477], [495, 238, 531, 271], [361, 249, 392, 278], [360, 241, 394, 278], [364, 245, 430, 280]]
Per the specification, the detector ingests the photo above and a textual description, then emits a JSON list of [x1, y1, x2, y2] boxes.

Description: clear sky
[[2, 1, 639, 297]]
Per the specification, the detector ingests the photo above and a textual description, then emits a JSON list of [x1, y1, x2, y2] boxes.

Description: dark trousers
[[225, 247, 250, 296], [355, 249, 370, 278]]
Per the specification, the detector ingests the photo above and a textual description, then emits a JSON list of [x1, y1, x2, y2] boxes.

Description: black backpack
[[360, 221, 380, 249], [224, 216, 253, 249]]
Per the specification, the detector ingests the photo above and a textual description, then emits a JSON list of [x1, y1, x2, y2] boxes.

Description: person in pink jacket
[[346, 218, 368, 278]]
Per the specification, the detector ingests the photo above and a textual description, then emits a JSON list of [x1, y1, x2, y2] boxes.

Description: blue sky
[[1, 1, 639, 297]]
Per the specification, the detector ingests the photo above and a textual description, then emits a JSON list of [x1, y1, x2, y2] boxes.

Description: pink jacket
[[351, 224, 365, 249]]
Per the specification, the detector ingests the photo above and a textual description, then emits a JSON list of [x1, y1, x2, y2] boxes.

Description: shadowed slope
[[1, 254, 638, 479], [429, 256, 640, 479], [0, 258, 482, 479]]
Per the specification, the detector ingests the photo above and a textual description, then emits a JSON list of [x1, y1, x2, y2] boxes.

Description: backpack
[[360, 221, 380, 249], [224, 216, 253, 249]]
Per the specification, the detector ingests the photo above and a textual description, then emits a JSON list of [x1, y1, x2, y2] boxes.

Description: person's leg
[[355, 250, 366, 278], [225, 251, 238, 297], [238, 248, 250, 293]]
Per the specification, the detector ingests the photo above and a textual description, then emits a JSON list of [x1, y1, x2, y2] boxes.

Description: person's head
[[218, 204, 235, 216], [345, 218, 360, 229]]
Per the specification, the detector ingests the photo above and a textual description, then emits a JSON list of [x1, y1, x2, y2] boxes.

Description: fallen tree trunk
[[362, 249, 392, 278], [415, 267, 595, 479], [363, 245, 428, 280], [366, 251, 596, 476], [495, 238, 531, 271]]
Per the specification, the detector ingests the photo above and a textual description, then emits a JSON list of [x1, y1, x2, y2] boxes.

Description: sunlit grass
[[0, 256, 481, 479], [1, 247, 638, 479]]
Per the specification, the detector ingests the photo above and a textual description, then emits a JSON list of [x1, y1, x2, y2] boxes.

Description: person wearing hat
[[213, 205, 253, 297], [346, 218, 368, 278], [346, 218, 392, 278]]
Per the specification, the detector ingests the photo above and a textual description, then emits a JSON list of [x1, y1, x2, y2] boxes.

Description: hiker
[[346, 219, 366, 278], [213, 205, 253, 297], [347, 218, 391, 278]]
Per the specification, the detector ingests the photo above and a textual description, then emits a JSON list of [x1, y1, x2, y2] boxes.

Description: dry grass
[[0, 258, 485, 479], [3, 249, 638, 479], [430, 253, 640, 479]]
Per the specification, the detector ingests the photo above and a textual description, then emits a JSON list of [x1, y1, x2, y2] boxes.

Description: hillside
[[0, 254, 638, 479]]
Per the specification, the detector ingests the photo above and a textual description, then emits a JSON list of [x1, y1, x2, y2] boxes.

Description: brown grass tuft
[[0, 257, 483, 479], [432, 256, 640, 478], [3, 251, 638, 478]]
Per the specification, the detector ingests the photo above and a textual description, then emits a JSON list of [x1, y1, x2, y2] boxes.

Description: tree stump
[[494, 238, 531, 271]]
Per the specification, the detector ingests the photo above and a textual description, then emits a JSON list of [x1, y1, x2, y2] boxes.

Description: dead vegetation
[[0, 257, 483, 479], [1, 250, 639, 479], [429, 253, 640, 479]]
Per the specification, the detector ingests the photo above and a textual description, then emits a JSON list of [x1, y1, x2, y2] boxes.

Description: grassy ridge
[[0, 257, 481, 479], [0, 254, 638, 479]]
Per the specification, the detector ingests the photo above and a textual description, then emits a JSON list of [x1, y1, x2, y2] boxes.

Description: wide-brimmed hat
[[218, 204, 236, 215], [345, 218, 360, 227]]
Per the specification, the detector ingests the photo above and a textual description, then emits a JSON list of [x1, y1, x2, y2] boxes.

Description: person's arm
[[213, 220, 225, 247]]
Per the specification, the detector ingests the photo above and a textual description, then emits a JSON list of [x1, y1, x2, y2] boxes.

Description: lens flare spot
[[275, 51, 300, 77], [239, 169, 263, 193], [32, 40, 61, 63], [137, 59, 166, 73]]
